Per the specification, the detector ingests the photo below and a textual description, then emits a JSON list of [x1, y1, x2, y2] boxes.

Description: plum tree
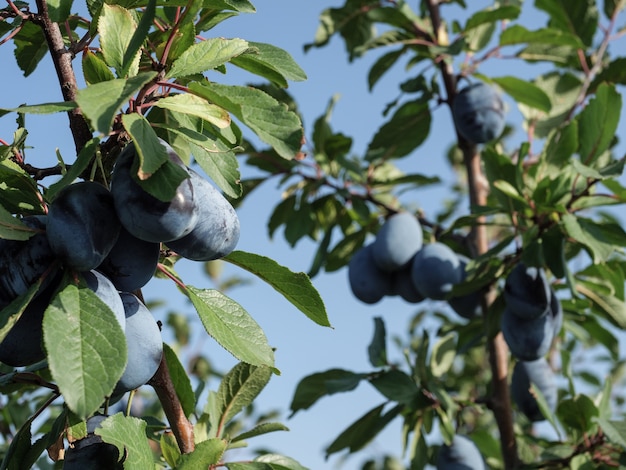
[[47, 182, 121, 271], [504, 263, 551, 320], [348, 244, 393, 304], [81, 270, 126, 329], [114, 293, 163, 393], [436, 435, 486, 470], [371, 212, 423, 272], [97, 227, 160, 292], [166, 169, 240, 261], [110, 143, 197, 243], [0, 216, 56, 308], [510, 358, 557, 422], [452, 82, 505, 143], [410, 242, 462, 300]]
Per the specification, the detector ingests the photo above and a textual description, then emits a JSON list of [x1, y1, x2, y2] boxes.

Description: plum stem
[[425, 0, 519, 468], [147, 354, 195, 454]]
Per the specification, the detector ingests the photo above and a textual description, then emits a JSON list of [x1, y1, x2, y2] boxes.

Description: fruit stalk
[[424, 0, 519, 467], [147, 354, 195, 454]]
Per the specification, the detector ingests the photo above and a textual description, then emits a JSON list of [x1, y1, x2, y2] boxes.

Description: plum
[[410, 242, 462, 300], [0, 274, 61, 367], [436, 435, 486, 470], [110, 142, 197, 243], [448, 256, 481, 319], [114, 293, 162, 393], [511, 358, 557, 422], [63, 416, 122, 469], [371, 212, 423, 272], [348, 244, 393, 304], [390, 264, 424, 303], [47, 181, 121, 272], [452, 82, 505, 144], [97, 227, 160, 292], [166, 169, 240, 261], [81, 271, 125, 329], [504, 263, 551, 320], [501, 306, 556, 361], [0, 215, 56, 308]]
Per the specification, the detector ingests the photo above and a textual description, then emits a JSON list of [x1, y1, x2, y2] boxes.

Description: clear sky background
[[1, 1, 626, 469]]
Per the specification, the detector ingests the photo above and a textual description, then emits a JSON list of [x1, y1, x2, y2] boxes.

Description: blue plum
[[501, 306, 555, 361], [63, 416, 122, 469], [448, 256, 481, 319], [504, 263, 551, 320], [114, 293, 162, 393], [390, 264, 424, 303], [81, 270, 125, 329], [410, 242, 462, 300], [97, 227, 160, 292], [110, 142, 197, 242], [452, 82, 505, 143], [348, 244, 393, 304], [371, 212, 423, 272], [166, 169, 240, 261], [511, 357, 557, 422], [0, 216, 56, 308], [436, 435, 486, 470], [47, 181, 121, 271]]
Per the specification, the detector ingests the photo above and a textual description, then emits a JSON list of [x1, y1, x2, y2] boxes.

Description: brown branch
[[147, 354, 195, 454], [425, 1, 518, 468], [33, 0, 92, 155]]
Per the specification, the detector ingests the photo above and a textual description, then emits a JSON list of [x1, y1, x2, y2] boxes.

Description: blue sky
[[1, 1, 626, 469]]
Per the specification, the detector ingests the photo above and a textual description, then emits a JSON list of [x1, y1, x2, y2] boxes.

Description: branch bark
[[33, 0, 92, 154], [425, 1, 519, 468]]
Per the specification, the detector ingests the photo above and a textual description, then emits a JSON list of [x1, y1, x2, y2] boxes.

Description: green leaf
[[163, 343, 195, 417], [213, 362, 272, 435], [0, 159, 43, 215], [47, 0, 73, 22], [43, 283, 127, 419], [186, 286, 275, 368], [0, 281, 43, 345], [290, 369, 364, 416], [95, 414, 153, 470], [190, 82, 303, 159], [223, 250, 329, 327], [367, 316, 387, 368], [154, 94, 230, 129], [595, 417, 626, 448], [499, 25, 584, 48], [98, 4, 140, 77], [0, 414, 35, 470], [176, 439, 228, 469], [577, 283, 626, 328], [13, 21, 47, 77], [562, 214, 626, 264], [556, 394, 599, 433], [0, 205, 34, 240], [465, 5, 520, 30], [231, 422, 289, 443], [230, 41, 307, 88], [604, 0, 626, 18], [492, 76, 551, 113], [121, 113, 168, 178], [119, 0, 155, 78], [544, 120, 578, 166], [0, 102, 78, 115], [492, 180, 527, 204], [167, 38, 249, 78], [366, 99, 431, 159], [430, 332, 457, 378], [577, 83, 622, 164], [369, 369, 418, 404], [325, 403, 402, 457], [75, 72, 157, 134], [45, 138, 101, 200], [253, 454, 308, 470], [368, 49, 405, 91], [160, 432, 181, 469], [536, 0, 598, 47]]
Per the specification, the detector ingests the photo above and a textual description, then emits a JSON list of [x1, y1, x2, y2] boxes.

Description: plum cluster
[[0, 141, 240, 395], [348, 213, 480, 319], [436, 435, 486, 469], [452, 82, 506, 143], [501, 263, 562, 361]]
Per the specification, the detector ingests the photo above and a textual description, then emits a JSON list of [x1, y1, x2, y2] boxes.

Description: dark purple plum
[[447, 255, 481, 319], [97, 227, 160, 292], [410, 242, 462, 300], [436, 435, 486, 470], [511, 358, 557, 422], [0, 216, 56, 308], [504, 263, 551, 320], [501, 306, 555, 361], [452, 82, 505, 143], [110, 142, 197, 243], [47, 181, 121, 271], [371, 212, 423, 272], [63, 416, 122, 469], [390, 264, 424, 303], [81, 271, 125, 329], [348, 244, 393, 304], [114, 293, 162, 393], [166, 169, 240, 261]]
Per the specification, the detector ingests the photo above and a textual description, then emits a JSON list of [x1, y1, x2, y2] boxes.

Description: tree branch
[[425, 1, 518, 468], [33, 0, 92, 155]]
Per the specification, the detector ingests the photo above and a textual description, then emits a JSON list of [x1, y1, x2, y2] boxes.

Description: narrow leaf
[[231, 422, 289, 443], [163, 343, 196, 417], [0, 102, 77, 115], [500, 25, 584, 48], [223, 250, 329, 327], [120, 0, 155, 78], [492, 76, 551, 112], [367, 317, 387, 367], [430, 332, 457, 378], [45, 138, 100, 200], [289, 369, 363, 416]]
